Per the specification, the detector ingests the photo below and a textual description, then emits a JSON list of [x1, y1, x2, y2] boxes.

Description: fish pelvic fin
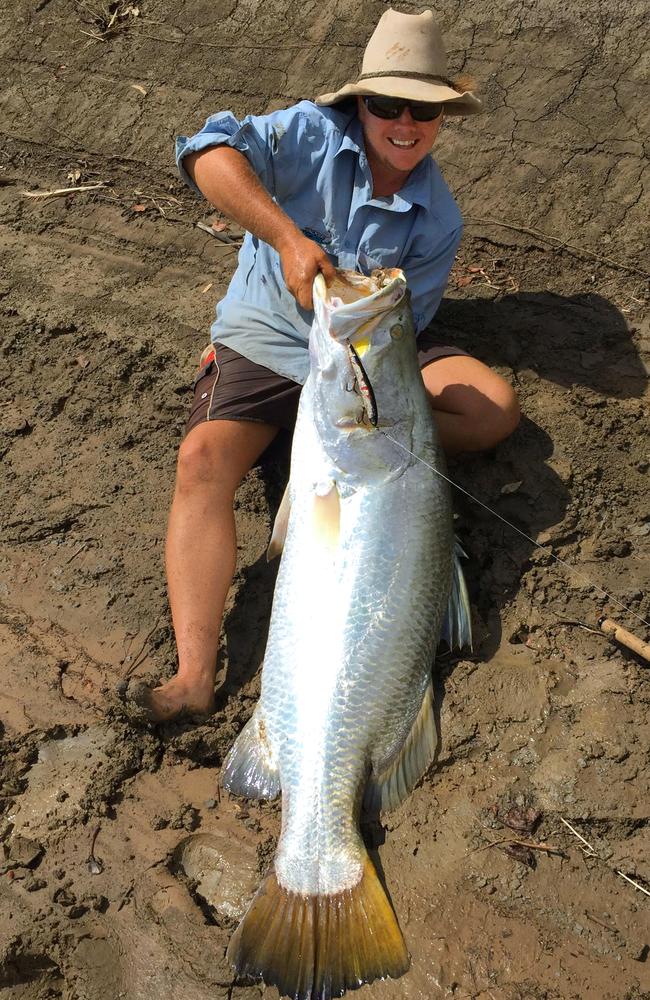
[[313, 481, 340, 552], [267, 483, 291, 561], [364, 679, 438, 815], [221, 710, 280, 801], [441, 538, 473, 651], [227, 858, 409, 999]]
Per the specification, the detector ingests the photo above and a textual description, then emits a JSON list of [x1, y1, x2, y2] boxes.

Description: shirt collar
[[335, 115, 433, 212]]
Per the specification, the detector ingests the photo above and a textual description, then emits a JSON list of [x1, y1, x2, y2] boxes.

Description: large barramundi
[[222, 268, 471, 999]]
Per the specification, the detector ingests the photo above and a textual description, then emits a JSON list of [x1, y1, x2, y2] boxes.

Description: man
[[136, 9, 519, 721]]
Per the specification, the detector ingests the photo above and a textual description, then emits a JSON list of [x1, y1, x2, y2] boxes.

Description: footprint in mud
[[172, 831, 258, 923]]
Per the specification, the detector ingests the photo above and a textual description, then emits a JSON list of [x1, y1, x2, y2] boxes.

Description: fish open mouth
[[313, 268, 409, 434], [346, 342, 378, 428]]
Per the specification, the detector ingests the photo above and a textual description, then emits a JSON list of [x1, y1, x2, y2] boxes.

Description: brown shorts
[[184, 333, 469, 436]]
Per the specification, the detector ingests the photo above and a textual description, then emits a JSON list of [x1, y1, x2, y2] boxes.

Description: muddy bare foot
[[127, 677, 216, 723]]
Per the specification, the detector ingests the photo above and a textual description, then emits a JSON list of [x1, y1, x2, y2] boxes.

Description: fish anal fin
[[221, 711, 280, 801], [364, 679, 438, 814], [313, 482, 340, 552], [266, 484, 291, 561], [227, 858, 409, 998]]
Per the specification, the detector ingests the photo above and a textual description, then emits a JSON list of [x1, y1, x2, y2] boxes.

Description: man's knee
[[176, 431, 230, 495], [458, 377, 520, 451], [175, 420, 277, 497], [489, 380, 520, 444]]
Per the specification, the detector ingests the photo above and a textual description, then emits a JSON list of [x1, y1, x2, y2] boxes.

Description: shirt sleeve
[[175, 105, 307, 198], [402, 223, 463, 335]]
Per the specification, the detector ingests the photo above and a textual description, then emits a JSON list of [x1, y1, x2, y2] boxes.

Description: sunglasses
[[363, 95, 444, 122]]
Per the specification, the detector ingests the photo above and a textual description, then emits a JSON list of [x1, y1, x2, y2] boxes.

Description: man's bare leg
[[140, 419, 278, 721], [422, 355, 520, 454]]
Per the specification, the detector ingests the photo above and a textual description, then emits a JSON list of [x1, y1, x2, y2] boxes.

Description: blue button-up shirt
[[176, 100, 462, 384]]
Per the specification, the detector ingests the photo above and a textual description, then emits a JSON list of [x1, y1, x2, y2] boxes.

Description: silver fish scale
[[259, 406, 452, 898], [252, 276, 454, 898]]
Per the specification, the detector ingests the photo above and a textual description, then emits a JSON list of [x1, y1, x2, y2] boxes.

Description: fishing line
[[380, 429, 650, 631]]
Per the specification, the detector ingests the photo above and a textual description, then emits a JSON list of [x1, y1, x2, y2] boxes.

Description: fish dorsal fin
[[266, 483, 291, 561], [364, 679, 438, 814], [313, 481, 340, 552]]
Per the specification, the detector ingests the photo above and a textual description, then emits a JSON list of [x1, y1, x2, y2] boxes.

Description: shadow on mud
[[435, 290, 644, 399], [218, 437, 291, 702], [433, 289, 638, 652]]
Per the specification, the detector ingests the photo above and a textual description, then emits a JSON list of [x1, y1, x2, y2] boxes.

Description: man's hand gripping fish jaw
[[313, 268, 408, 433]]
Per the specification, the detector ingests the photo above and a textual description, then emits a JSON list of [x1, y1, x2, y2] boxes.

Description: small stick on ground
[[561, 816, 650, 899], [86, 823, 104, 874], [466, 217, 650, 279], [66, 541, 89, 564], [616, 870, 650, 898], [120, 615, 162, 679], [560, 816, 596, 853], [22, 182, 106, 200], [599, 617, 650, 663], [196, 220, 242, 245], [552, 616, 603, 636], [89, 824, 101, 860], [585, 911, 618, 934], [466, 835, 563, 858], [506, 838, 563, 855]]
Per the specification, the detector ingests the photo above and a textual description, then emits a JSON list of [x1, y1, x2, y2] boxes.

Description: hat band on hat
[[358, 71, 456, 88]]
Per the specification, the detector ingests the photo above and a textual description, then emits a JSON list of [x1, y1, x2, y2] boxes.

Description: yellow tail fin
[[227, 858, 409, 998]]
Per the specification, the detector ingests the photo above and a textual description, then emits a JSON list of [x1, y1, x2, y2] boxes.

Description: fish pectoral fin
[[227, 858, 409, 998], [221, 709, 280, 801], [440, 537, 473, 651], [312, 481, 340, 551], [266, 483, 291, 561], [364, 678, 438, 815]]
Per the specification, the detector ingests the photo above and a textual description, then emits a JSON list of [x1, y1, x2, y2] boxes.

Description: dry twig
[[76, 0, 140, 41], [120, 615, 162, 678], [599, 616, 650, 663], [66, 541, 90, 564], [22, 183, 106, 200], [466, 217, 650, 279], [196, 220, 242, 245], [585, 911, 618, 934], [560, 816, 650, 899], [466, 834, 562, 858], [552, 616, 603, 636]]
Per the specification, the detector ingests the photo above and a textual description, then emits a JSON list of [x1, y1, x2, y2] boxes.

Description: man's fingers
[[279, 235, 337, 308], [318, 255, 336, 285], [298, 281, 314, 310], [287, 275, 312, 310]]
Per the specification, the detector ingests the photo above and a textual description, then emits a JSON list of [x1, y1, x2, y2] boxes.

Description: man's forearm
[[185, 145, 300, 254], [184, 144, 335, 310]]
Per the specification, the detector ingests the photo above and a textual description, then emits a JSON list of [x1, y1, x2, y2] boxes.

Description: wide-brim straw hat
[[316, 9, 482, 116]]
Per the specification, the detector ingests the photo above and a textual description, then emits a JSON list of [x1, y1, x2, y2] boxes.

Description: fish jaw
[[308, 270, 436, 488]]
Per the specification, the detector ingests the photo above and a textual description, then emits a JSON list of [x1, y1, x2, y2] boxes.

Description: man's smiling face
[[357, 96, 444, 193]]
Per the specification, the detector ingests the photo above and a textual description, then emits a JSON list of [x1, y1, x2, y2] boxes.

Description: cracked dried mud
[[1, 1, 649, 998]]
